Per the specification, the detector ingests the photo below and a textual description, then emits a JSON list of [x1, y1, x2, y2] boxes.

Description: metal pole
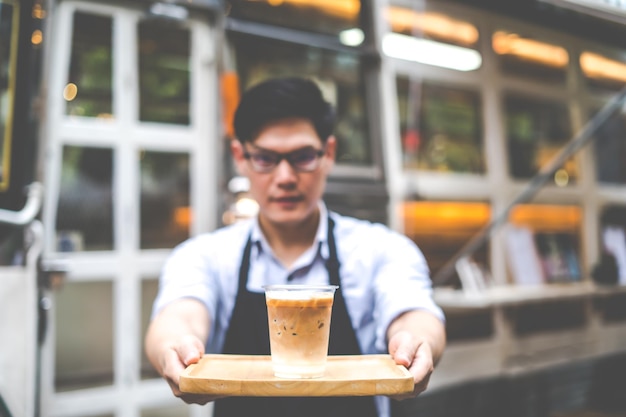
[[0, 182, 44, 226]]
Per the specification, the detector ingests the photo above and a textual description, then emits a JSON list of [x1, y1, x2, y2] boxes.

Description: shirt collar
[[249, 201, 331, 261], [317, 203, 330, 260]]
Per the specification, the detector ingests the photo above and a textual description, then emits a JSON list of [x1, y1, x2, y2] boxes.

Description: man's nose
[[274, 158, 297, 181]]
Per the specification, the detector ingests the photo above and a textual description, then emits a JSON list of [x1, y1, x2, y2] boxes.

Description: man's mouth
[[272, 195, 302, 203]]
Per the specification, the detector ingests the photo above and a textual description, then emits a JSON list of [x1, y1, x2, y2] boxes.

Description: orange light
[[32, 4, 47, 19], [580, 51, 626, 84], [221, 72, 240, 139], [174, 206, 192, 229], [386, 7, 479, 47], [509, 204, 581, 233], [402, 201, 491, 237], [31, 29, 43, 45], [492, 31, 569, 68], [63, 83, 78, 101], [535, 145, 578, 180], [260, 0, 360, 19]]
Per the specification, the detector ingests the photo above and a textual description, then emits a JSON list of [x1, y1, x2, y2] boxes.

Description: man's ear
[[320, 135, 336, 173], [325, 136, 337, 161], [231, 140, 248, 175]]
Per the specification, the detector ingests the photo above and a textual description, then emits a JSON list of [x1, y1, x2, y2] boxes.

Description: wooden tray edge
[[179, 354, 414, 397], [180, 378, 414, 397]]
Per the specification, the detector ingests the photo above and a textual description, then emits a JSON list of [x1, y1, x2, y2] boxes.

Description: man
[[145, 77, 446, 417]]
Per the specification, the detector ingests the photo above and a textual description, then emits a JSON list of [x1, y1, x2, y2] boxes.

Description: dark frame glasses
[[243, 145, 326, 173]]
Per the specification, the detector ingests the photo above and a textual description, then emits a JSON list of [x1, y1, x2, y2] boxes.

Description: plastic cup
[[264, 284, 338, 379]]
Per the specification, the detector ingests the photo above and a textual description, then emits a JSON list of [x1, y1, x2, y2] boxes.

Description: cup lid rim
[[262, 284, 339, 291]]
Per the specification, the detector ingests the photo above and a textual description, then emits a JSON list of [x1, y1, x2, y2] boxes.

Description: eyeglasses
[[243, 146, 326, 173]]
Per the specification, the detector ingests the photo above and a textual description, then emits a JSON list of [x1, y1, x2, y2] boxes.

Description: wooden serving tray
[[179, 354, 413, 397]]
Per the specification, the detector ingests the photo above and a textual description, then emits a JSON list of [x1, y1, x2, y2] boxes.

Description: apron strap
[[326, 216, 341, 287], [238, 233, 253, 292]]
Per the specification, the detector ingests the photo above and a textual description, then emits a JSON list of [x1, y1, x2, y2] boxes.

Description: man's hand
[[145, 299, 220, 404], [386, 310, 446, 400], [159, 335, 221, 404], [388, 330, 434, 399]]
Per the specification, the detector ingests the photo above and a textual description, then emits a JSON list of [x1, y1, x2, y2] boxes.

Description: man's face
[[232, 118, 336, 227]]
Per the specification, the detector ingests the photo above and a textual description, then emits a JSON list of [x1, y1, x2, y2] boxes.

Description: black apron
[[213, 217, 377, 417]]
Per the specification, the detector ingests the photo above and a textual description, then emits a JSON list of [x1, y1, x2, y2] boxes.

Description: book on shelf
[[602, 226, 626, 285], [505, 225, 545, 286], [505, 226, 582, 285], [534, 232, 581, 283]]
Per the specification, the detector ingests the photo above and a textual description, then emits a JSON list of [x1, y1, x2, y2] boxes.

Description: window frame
[[379, 0, 626, 286]]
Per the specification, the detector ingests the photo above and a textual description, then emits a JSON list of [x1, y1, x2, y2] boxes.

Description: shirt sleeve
[[370, 224, 445, 352], [151, 234, 220, 326]]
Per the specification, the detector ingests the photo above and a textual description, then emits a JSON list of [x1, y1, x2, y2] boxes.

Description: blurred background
[[1, 0, 626, 416]]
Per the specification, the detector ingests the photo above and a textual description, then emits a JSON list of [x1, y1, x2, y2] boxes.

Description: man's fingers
[[161, 335, 204, 387], [388, 331, 415, 367], [388, 334, 435, 400], [155, 334, 208, 405], [162, 348, 187, 386], [177, 335, 205, 365]]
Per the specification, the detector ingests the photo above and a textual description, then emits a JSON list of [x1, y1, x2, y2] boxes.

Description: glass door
[[0, 0, 17, 193], [40, 2, 218, 416], [0, 1, 43, 416]]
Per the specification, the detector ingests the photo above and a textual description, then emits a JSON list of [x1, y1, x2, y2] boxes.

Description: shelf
[[433, 282, 626, 309]]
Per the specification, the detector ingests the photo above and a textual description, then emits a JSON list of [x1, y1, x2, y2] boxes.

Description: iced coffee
[[264, 285, 337, 379]]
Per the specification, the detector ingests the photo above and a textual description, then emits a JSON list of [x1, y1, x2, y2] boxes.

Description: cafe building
[[1, 0, 626, 416]]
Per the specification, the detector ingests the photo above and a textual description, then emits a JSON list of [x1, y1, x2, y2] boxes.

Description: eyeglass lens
[[246, 147, 324, 172]]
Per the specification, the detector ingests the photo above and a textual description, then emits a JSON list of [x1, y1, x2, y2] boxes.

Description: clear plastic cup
[[264, 284, 338, 379]]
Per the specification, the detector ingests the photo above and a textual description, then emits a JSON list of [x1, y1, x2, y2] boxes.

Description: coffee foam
[[265, 291, 333, 301]]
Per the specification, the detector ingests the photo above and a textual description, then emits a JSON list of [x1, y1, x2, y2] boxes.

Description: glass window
[[1, 0, 17, 191], [226, 0, 362, 38], [0, 1, 23, 266], [492, 30, 568, 84], [594, 109, 626, 185], [65, 12, 113, 118], [55, 280, 114, 391], [56, 146, 113, 251], [140, 151, 190, 249], [504, 93, 575, 183], [402, 200, 491, 288], [140, 278, 159, 380], [396, 77, 484, 173], [228, 34, 372, 166], [580, 51, 626, 94], [138, 20, 190, 125]]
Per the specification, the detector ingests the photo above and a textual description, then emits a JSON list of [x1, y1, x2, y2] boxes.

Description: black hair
[[233, 77, 335, 144]]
